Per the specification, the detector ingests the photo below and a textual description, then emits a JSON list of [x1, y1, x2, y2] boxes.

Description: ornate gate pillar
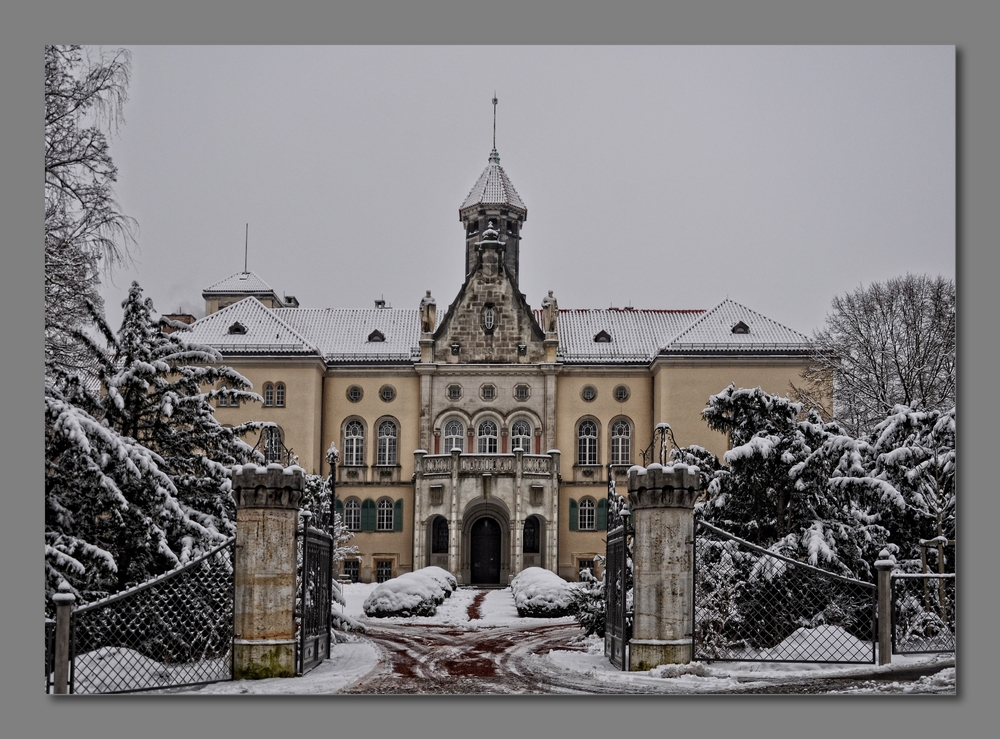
[[231, 464, 304, 679], [626, 463, 700, 670]]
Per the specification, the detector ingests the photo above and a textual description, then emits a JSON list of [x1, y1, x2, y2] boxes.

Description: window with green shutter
[[569, 498, 578, 531], [361, 498, 376, 531], [393, 498, 403, 531], [597, 498, 608, 530]]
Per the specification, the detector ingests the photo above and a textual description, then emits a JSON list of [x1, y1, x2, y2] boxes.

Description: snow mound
[[649, 662, 713, 679], [510, 567, 575, 617], [362, 567, 458, 618], [759, 624, 871, 661]]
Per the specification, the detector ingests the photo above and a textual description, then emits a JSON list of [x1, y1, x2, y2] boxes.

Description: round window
[[379, 385, 396, 403], [614, 384, 630, 402], [346, 385, 363, 403], [581, 385, 597, 402]]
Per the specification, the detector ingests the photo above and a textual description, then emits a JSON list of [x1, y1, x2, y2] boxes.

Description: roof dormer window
[[732, 321, 750, 335], [594, 330, 612, 343], [227, 321, 247, 335], [368, 329, 385, 342]]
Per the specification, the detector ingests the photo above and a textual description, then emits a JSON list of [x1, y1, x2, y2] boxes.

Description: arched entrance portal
[[470, 517, 502, 584]]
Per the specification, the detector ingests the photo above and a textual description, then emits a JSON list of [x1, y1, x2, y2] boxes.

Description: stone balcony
[[416, 451, 558, 478]]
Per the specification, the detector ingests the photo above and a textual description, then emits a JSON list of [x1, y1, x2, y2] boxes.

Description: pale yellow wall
[[322, 371, 421, 479], [336, 484, 415, 580], [555, 371, 652, 476], [558, 484, 606, 581], [651, 358, 811, 460], [212, 359, 326, 472]]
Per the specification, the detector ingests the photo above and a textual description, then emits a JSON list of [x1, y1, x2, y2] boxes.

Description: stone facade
[[195, 144, 820, 587]]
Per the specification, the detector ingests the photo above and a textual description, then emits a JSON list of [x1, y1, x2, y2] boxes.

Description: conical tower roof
[[459, 148, 526, 218]]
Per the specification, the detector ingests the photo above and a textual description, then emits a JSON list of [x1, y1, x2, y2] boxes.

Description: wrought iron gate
[[298, 522, 333, 675], [694, 520, 876, 664], [604, 477, 632, 670]]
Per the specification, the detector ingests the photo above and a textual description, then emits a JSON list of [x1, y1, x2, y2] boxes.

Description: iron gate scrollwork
[[604, 473, 632, 670], [298, 521, 333, 675]]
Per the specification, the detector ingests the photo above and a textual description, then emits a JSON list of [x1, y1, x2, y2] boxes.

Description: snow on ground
[[544, 633, 954, 692], [181, 638, 380, 695], [159, 582, 953, 694]]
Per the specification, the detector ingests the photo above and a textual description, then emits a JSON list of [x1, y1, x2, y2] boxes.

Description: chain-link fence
[[57, 538, 236, 694], [694, 520, 876, 663], [892, 574, 956, 654]]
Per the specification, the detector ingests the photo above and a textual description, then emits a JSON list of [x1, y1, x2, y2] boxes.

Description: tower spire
[[490, 94, 500, 164]]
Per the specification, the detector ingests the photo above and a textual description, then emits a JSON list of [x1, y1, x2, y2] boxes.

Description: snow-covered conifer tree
[[45, 282, 265, 603]]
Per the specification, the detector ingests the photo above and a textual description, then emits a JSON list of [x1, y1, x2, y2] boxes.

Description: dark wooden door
[[470, 517, 501, 584]]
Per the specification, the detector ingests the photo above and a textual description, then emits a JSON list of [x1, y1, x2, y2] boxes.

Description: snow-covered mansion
[[186, 145, 814, 586]]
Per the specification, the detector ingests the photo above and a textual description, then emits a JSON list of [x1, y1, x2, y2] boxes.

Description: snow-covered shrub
[[510, 567, 575, 618], [362, 567, 457, 618], [418, 566, 458, 596], [571, 564, 605, 636]]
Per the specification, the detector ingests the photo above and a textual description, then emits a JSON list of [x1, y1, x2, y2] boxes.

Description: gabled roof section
[[551, 308, 704, 363], [274, 308, 433, 362], [460, 149, 526, 216], [659, 299, 811, 353], [202, 271, 276, 295], [186, 298, 318, 355]]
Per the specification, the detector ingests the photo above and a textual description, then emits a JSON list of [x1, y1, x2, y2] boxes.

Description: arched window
[[377, 420, 398, 466], [511, 419, 532, 453], [275, 382, 285, 407], [477, 419, 498, 454], [432, 516, 449, 553], [579, 498, 596, 531], [263, 426, 283, 464], [377, 498, 394, 531], [523, 516, 540, 554], [610, 419, 631, 466], [444, 420, 465, 453], [344, 420, 365, 466], [263, 383, 275, 407], [578, 420, 598, 465], [344, 498, 361, 531]]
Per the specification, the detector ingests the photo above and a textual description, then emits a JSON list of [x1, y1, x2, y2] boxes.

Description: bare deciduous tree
[[45, 45, 137, 377], [794, 274, 955, 437]]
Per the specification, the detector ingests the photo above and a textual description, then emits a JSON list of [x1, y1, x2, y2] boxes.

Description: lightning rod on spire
[[492, 93, 498, 150], [244, 223, 248, 273]]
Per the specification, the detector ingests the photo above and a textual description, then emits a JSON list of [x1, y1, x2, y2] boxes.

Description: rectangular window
[[343, 560, 359, 583], [578, 560, 595, 580], [375, 560, 393, 583]]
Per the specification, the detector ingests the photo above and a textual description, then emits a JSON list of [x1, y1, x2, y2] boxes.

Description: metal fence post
[[875, 549, 896, 666], [51, 582, 76, 694]]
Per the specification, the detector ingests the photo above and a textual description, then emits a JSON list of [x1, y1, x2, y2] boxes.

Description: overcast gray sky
[[97, 45, 954, 336]]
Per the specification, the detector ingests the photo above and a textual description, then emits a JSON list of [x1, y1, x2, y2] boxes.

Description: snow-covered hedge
[[510, 567, 575, 618], [362, 567, 458, 618]]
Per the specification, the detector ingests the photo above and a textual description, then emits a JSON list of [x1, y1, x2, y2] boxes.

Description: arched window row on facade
[[568, 497, 608, 531], [576, 417, 633, 466], [335, 496, 404, 532], [435, 415, 541, 454], [262, 382, 286, 408], [340, 417, 400, 467]]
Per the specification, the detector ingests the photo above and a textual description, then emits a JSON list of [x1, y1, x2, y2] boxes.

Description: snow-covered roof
[[185, 298, 318, 355], [658, 299, 811, 353], [460, 149, 526, 215], [549, 309, 704, 364], [202, 271, 277, 295], [274, 308, 434, 362], [188, 295, 806, 364]]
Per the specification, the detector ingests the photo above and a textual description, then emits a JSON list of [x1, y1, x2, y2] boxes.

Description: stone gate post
[[626, 463, 701, 670], [231, 464, 304, 679]]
